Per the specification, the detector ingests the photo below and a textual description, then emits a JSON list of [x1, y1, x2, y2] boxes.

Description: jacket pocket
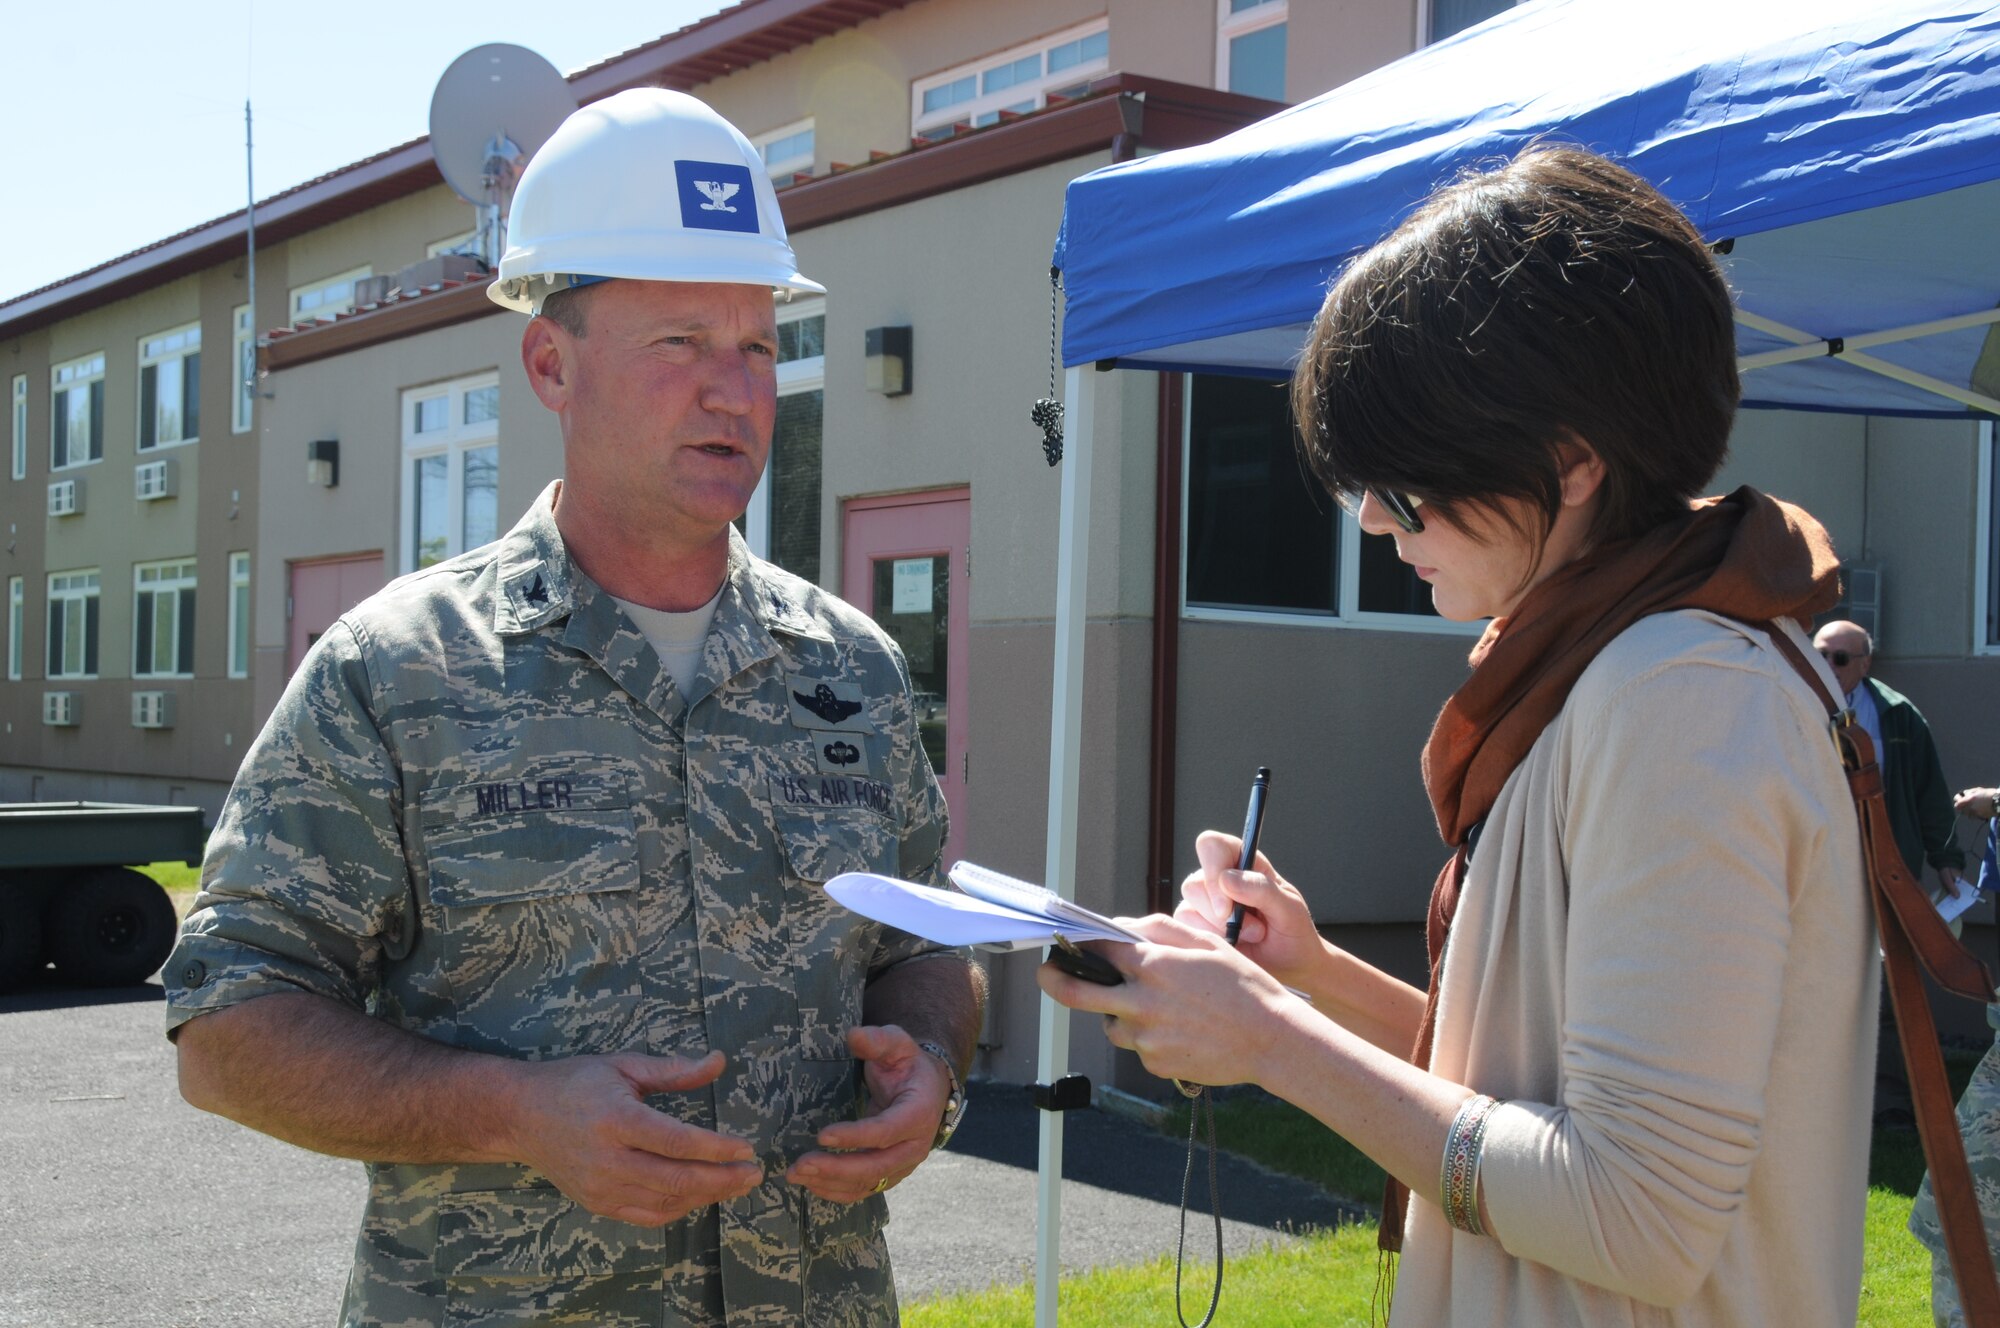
[[418, 773, 646, 1056], [774, 807, 900, 1059]]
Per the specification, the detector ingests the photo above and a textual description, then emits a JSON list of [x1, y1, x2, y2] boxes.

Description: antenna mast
[[244, 99, 258, 341]]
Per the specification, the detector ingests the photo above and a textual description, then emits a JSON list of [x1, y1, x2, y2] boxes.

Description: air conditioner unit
[[131, 690, 175, 729], [47, 478, 82, 517], [135, 458, 178, 501], [42, 691, 78, 727], [352, 274, 395, 306]]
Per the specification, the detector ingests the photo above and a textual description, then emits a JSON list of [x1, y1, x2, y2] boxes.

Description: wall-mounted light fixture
[[306, 438, 340, 488], [864, 325, 913, 397]]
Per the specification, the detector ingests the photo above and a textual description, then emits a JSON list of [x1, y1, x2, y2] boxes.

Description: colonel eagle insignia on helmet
[[695, 180, 740, 212]]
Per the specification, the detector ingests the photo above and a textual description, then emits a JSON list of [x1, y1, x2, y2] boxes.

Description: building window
[[743, 300, 824, 584], [1978, 422, 2000, 653], [1182, 375, 1471, 632], [756, 120, 816, 180], [134, 559, 197, 678], [10, 374, 25, 480], [1429, 0, 1518, 42], [46, 570, 99, 680], [232, 305, 255, 434], [50, 353, 105, 470], [911, 20, 1110, 140], [401, 374, 500, 572], [290, 266, 371, 324], [228, 551, 251, 679], [1217, 0, 1287, 100], [138, 322, 201, 450], [7, 576, 21, 681]]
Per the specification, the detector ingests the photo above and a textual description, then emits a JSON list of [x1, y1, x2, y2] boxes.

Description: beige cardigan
[[1391, 610, 1877, 1327]]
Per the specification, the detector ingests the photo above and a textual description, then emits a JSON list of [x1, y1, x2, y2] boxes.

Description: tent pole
[[1035, 362, 1096, 1328], [1737, 305, 2000, 371], [1736, 307, 2000, 415]]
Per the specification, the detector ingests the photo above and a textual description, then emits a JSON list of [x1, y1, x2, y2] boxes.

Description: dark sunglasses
[[1368, 486, 1426, 534], [1819, 648, 1862, 668]]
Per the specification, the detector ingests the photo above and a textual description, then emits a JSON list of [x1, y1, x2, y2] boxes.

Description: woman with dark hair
[[1041, 145, 1873, 1325]]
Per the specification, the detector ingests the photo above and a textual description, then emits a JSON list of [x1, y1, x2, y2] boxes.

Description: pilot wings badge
[[694, 180, 740, 212]]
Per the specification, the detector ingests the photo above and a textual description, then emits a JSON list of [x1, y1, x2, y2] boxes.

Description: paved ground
[[0, 977, 1359, 1326]]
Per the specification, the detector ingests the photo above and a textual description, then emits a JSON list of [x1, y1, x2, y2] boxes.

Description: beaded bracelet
[[1441, 1093, 1500, 1235]]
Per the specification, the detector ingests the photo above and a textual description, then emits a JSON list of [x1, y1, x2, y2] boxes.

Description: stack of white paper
[[824, 860, 1140, 952]]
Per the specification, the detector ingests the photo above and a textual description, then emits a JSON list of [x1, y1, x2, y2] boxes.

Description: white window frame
[[911, 19, 1110, 139], [46, 569, 100, 680], [227, 551, 252, 679], [1975, 421, 2000, 656], [290, 266, 371, 324], [1215, 0, 1288, 96], [744, 299, 826, 562], [232, 304, 255, 434], [137, 321, 202, 452], [10, 373, 25, 480], [754, 119, 816, 181], [7, 576, 22, 680], [50, 352, 105, 471], [1177, 377, 1479, 636], [133, 558, 198, 680], [400, 372, 501, 573]]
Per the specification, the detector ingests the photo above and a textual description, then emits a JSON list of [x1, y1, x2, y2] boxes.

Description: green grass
[[906, 1222, 1386, 1328], [910, 1066, 1981, 1326], [135, 860, 201, 918]]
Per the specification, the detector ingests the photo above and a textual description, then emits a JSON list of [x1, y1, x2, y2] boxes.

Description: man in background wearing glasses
[[1815, 617, 1964, 1135]]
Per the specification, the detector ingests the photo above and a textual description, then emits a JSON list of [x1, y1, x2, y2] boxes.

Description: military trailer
[[0, 802, 203, 992]]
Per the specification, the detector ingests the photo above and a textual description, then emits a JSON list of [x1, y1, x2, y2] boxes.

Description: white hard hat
[[488, 88, 824, 313]]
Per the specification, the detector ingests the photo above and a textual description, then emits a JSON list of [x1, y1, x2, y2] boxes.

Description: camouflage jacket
[[1908, 1006, 2000, 1328], [165, 484, 954, 1328]]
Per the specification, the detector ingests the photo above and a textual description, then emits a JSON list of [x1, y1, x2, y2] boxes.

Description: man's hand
[[784, 1025, 948, 1203], [1956, 787, 2000, 821], [505, 1050, 764, 1227], [174, 993, 762, 1227]]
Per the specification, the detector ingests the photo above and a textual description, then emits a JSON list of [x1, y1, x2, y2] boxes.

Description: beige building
[[9, 0, 1992, 1080]]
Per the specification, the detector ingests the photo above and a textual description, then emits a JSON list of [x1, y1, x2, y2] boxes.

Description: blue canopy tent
[[1057, 0, 2000, 411], [1022, 3, 2000, 1322]]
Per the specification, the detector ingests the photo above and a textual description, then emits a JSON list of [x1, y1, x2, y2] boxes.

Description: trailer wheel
[[0, 889, 45, 993], [45, 868, 179, 988]]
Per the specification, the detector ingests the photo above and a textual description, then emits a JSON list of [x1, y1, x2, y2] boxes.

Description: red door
[[843, 490, 970, 869], [288, 554, 386, 675]]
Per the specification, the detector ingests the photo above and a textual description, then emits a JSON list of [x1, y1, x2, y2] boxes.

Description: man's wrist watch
[[916, 1040, 967, 1150]]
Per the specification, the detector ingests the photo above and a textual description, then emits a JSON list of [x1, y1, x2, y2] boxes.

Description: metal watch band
[[916, 1040, 965, 1149]]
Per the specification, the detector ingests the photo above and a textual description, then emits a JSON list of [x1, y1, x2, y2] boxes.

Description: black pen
[[1224, 767, 1272, 946]]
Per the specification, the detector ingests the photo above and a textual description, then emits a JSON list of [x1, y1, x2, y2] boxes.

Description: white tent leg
[[1034, 363, 1096, 1328]]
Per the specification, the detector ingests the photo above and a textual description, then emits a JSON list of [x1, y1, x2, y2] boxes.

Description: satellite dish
[[428, 44, 576, 266]]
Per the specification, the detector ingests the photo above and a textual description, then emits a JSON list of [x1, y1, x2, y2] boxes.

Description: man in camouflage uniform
[[1910, 783, 2000, 1326], [166, 89, 982, 1328]]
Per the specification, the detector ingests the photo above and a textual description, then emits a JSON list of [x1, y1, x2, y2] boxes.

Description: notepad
[[823, 860, 1142, 952]]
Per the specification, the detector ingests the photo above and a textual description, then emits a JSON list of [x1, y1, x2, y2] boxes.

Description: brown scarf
[[1379, 484, 1842, 1252]]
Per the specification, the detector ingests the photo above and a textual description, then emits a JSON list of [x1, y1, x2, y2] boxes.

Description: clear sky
[[1, 1, 734, 305]]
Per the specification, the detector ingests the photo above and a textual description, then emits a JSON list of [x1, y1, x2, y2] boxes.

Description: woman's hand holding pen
[[1175, 830, 1328, 994]]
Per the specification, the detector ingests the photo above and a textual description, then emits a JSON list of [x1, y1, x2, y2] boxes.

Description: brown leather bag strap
[[1763, 623, 2000, 1325]]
